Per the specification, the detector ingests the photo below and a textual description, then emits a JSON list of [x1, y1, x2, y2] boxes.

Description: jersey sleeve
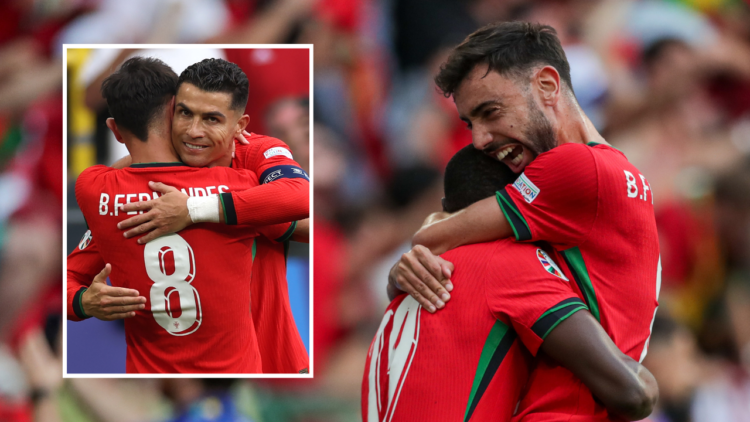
[[257, 221, 298, 244], [485, 245, 588, 356], [496, 144, 598, 249], [66, 233, 105, 321], [220, 137, 309, 226], [74, 165, 112, 218]]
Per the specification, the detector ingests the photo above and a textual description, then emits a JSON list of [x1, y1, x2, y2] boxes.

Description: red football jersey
[[496, 143, 661, 421], [232, 134, 310, 373], [362, 240, 588, 422], [67, 134, 309, 372], [250, 236, 309, 374], [74, 163, 287, 373]]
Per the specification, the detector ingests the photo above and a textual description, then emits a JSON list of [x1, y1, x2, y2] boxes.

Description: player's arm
[[397, 145, 599, 310], [542, 311, 658, 420], [412, 196, 511, 255], [118, 138, 309, 243], [291, 218, 309, 243], [67, 236, 146, 321]]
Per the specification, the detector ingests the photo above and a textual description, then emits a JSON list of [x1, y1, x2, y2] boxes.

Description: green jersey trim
[[464, 321, 516, 422], [560, 247, 601, 321], [275, 220, 298, 243], [496, 189, 532, 241], [532, 297, 589, 339]]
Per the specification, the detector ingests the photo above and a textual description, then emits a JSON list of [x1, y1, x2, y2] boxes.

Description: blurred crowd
[[0, 0, 749, 421]]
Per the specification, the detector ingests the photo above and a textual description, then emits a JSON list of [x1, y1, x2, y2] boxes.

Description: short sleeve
[[496, 143, 598, 249], [485, 244, 588, 356]]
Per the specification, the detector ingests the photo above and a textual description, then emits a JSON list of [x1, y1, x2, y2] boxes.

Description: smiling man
[[388, 22, 661, 421]]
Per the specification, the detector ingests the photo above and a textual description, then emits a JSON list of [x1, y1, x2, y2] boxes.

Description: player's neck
[[126, 134, 181, 164], [555, 104, 608, 147]]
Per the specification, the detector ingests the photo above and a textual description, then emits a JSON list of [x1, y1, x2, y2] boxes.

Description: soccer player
[[389, 22, 661, 421], [67, 58, 309, 373], [72, 57, 289, 373], [363, 145, 657, 422]]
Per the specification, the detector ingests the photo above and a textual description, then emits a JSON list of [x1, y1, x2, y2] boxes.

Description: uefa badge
[[78, 230, 93, 250], [536, 249, 569, 281]]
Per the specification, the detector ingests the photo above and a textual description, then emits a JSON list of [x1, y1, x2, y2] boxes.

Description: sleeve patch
[[78, 230, 93, 250], [260, 165, 310, 184], [263, 147, 293, 160], [512, 172, 540, 203], [536, 249, 569, 281]]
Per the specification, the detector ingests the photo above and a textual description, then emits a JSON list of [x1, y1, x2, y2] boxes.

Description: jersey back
[[498, 143, 661, 420], [76, 163, 262, 373], [362, 240, 586, 422]]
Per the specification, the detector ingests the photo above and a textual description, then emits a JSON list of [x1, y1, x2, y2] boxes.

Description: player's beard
[[523, 97, 557, 156]]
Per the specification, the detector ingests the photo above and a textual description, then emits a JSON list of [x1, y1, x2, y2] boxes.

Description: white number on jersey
[[366, 297, 422, 422], [144, 234, 202, 336]]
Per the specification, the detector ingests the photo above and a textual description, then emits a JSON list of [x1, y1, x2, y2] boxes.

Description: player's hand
[[82, 264, 146, 321], [118, 181, 191, 244], [390, 245, 454, 313], [234, 129, 251, 145]]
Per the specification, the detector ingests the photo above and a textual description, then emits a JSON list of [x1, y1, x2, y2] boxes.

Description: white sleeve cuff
[[187, 195, 220, 223]]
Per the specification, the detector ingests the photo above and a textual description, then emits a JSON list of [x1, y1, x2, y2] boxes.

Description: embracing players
[[68, 57, 309, 373], [388, 22, 661, 421], [363, 145, 657, 421]]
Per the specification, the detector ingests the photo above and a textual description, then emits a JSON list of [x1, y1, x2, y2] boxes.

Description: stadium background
[[0, 0, 749, 421], [65, 46, 311, 374]]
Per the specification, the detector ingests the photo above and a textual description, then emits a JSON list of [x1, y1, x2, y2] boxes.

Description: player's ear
[[536, 66, 561, 106], [106, 118, 125, 144], [236, 114, 250, 134]]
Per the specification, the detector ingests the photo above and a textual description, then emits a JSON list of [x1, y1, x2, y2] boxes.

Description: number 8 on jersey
[[144, 234, 202, 336]]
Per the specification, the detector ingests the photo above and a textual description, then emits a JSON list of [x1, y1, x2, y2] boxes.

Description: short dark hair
[[101, 57, 177, 142], [443, 145, 517, 213], [435, 21, 573, 97], [177, 58, 249, 111]]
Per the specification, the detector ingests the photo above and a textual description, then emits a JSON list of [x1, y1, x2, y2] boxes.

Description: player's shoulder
[[536, 142, 593, 163], [442, 238, 516, 265], [486, 242, 570, 284], [76, 165, 113, 190], [235, 133, 293, 166], [78, 164, 113, 179], [523, 143, 597, 182]]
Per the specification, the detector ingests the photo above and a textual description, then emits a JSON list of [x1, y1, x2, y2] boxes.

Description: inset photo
[[64, 45, 311, 376]]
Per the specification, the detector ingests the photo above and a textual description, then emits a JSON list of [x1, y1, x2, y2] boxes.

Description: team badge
[[78, 230, 93, 250], [536, 249, 568, 281], [513, 173, 539, 203]]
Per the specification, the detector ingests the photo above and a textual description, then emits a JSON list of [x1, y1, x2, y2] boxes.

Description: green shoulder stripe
[[464, 321, 517, 422], [496, 189, 532, 241], [532, 297, 588, 339], [560, 247, 600, 321]]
